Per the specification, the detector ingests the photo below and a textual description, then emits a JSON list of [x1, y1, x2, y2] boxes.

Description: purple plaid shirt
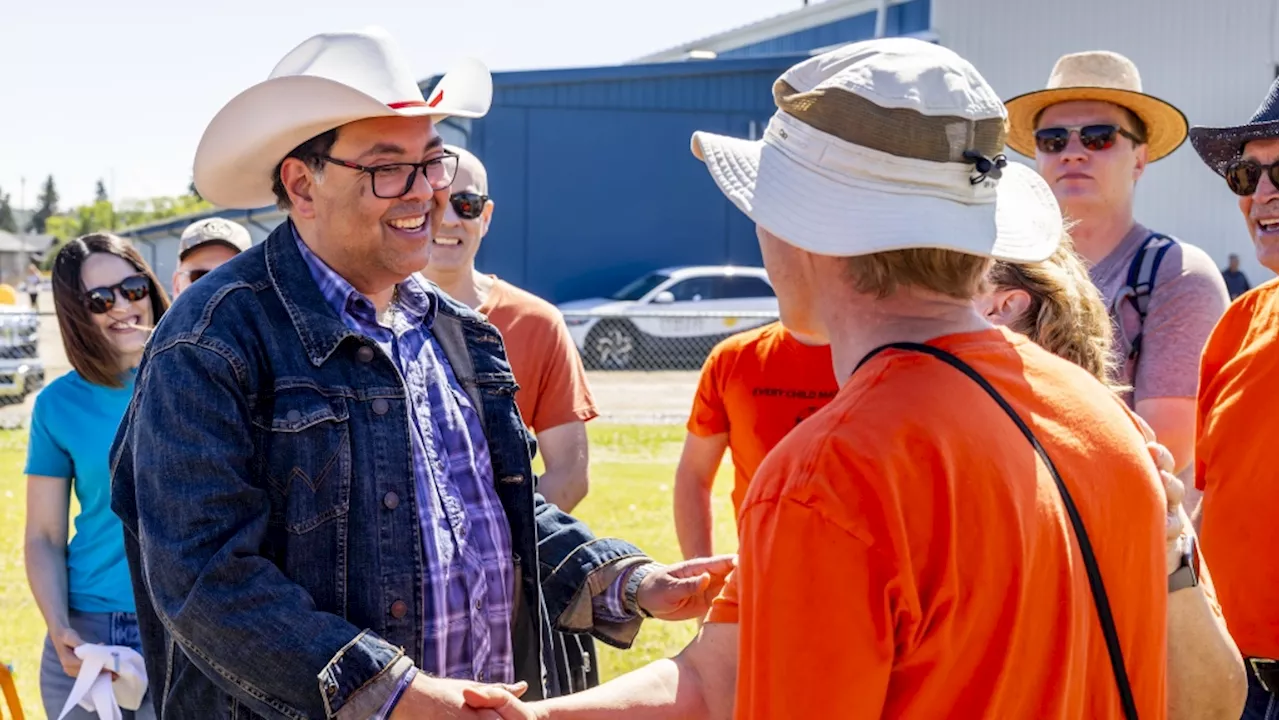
[[293, 231, 517, 690]]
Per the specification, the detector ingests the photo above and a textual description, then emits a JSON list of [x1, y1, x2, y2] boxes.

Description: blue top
[[25, 369, 137, 613]]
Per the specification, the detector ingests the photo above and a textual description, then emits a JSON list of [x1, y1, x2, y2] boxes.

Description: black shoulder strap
[[855, 342, 1139, 720], [1118, 233, 1176, 361]]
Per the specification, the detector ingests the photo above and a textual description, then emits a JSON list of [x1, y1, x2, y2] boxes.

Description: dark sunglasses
[[83, 274, 151, 315], [1034, 124, 1143, 154], [181, 268, 211, 284], [1224, 159, 1279, 196], [450, 192, 489, 220]]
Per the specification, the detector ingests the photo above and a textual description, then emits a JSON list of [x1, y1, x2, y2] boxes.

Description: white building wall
[[933, 0, 1279, 282]]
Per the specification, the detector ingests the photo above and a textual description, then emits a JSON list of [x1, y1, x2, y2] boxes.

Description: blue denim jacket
[[110, 222, 650, 719]]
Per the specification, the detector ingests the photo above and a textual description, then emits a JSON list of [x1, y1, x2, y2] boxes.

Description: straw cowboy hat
[[193, 26, 493, 209], [1190, 78, 1279, 175], [689, 37, 1062, 263], [1004, 51, 1188, 161]]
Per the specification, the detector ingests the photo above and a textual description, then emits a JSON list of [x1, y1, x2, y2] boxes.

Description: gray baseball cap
[[179, 218, 252, 260]]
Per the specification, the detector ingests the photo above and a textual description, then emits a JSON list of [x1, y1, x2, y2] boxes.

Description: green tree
[[95, 179, 110, 204], [0, 188, 16, 233], [27, 175, 58, 233]]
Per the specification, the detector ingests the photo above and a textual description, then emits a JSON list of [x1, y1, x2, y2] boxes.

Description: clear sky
[[1, 0, 805, 211]]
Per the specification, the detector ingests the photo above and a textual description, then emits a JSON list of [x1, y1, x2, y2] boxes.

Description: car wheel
[[588, 321, 638, 370]]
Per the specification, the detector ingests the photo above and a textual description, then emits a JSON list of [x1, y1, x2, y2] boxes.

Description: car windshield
[[609, 272, 670, 301]]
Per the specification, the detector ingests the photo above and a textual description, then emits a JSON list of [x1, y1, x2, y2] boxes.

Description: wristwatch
[[1168, 535, 1200, 594], [623, 562, 657, 618]]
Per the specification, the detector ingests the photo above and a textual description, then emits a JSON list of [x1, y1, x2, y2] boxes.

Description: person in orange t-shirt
[[1189, 80, 1280, 717], [423, 146, 598, 513], [674, 321, 836, 559], [474, 40, 1172, 720]]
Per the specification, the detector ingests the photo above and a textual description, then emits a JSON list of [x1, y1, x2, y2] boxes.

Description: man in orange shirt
[[674, 322, 835, 559], [467, 38, 1173, 720], [423, 145, 598, 513], [1189, 78, 1279, 719]]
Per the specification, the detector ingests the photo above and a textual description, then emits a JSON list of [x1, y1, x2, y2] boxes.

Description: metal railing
[[561, 309, 779, 371]]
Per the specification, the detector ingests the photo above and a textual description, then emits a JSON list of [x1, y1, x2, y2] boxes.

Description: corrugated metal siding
[[933, 0, 1278, 281], [718, 0, 931, 59], [461, 57, 804, 303]]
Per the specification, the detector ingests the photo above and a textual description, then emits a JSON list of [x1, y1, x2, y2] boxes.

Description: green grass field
[[0, 424, 735, 718]]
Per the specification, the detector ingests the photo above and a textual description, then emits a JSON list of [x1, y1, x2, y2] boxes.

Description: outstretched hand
[[637, 554, 737, 622]]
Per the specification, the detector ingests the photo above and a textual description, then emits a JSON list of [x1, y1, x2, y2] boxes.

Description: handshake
[[389, 553, 737, 720]]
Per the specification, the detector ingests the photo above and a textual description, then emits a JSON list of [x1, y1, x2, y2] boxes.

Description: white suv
[[556, 265, 778, 370]]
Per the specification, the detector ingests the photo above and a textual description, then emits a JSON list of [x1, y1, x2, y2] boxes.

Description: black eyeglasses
[[83, 274, 151, 314], [315, 152, 460, 198], [1224, 159, 1279, 196], [1034, 124, 1144, 154], [450, 192, 489, 220]]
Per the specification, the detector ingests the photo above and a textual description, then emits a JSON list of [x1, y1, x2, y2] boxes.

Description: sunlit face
[[1034, 101, 1148, 217], [81, 252, 153, 358], [429, 154, 492, 274], [282, 115, 451, 290], [1237, 138, 1279, 272], [757, 225, 825, 340], [172, 243, 240, 296]]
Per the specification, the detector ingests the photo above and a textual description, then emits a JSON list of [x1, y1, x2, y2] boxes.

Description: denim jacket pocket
[[254, 390, 353, 535]]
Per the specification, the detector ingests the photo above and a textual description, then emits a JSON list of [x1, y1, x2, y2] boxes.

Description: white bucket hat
[[690, 37, 1062, 263], [193, 26, 492, 209]]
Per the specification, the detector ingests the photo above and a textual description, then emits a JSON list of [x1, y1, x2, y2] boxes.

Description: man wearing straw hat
[[1188, 78, 1279, 720], [1004, 52, 1230, 499], [110, 26, 734, 720], [466, 37, 1173, 720]]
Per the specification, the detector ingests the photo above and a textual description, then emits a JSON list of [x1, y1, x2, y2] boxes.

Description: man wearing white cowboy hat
[[1189, 78, 1279, 720], [1005, 51, 1230, 497], [465, 37, 1172, 720], [109, 27, 733, 720]]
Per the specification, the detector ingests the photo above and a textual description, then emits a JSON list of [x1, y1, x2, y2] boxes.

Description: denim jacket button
[[356, 345, 375, 363], [383, 491, 400, 510], [285, 409, 302, 423], [390, 600, 408, 619], [372, 398, 390, 415]]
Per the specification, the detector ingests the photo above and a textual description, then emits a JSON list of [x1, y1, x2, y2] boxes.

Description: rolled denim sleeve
[[533, 496, 653, 649], [115, 337, 407, 719]]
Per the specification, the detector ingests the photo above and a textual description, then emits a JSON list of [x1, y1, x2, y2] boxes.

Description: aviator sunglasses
[[450, 192, 489, 220], [1223, 159, 1279, 196], [83, 274, 151, 314], [1034, 124, 1143, 154]]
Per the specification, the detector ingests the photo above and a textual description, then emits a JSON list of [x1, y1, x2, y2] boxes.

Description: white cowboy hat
[[690, 37, 1062, 263], [1003, 51, 1188, 161], [193, 26, 492, 209]]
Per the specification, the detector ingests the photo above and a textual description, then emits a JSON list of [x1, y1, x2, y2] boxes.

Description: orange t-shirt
[[1195, 278, 1278, 660], [708, 329, 1167, 719], [478, 278, 598, 432], [687, 322, 837, 516]]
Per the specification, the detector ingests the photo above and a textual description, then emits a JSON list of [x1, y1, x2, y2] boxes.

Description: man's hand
[[462, 686, 543, 720], [637, 555, 736, 622], [389, 675, 528, 720], [1148, 438, 1188, 576]]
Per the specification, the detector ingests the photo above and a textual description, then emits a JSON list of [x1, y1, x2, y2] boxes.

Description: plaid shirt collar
[[290, 220, 436, 331]]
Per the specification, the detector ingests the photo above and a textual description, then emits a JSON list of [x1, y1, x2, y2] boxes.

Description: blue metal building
[[123, 0, 934, 301]]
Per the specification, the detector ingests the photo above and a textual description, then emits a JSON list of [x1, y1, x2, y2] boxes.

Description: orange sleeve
[[1194, 313, 1232, 492], [527, 315, 598, 433], [706, 568, 740, 624], [733, 497, 895, 720], [686, 349, 729, 437]]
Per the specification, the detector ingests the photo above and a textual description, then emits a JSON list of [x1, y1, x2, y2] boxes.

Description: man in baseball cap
[[111, 25, 731, 720], [473, 35, 1170, 720], [172, 217, 252, 296]]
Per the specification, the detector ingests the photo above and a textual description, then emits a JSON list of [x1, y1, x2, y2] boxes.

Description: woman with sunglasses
[[24, 233, 168, 720]]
